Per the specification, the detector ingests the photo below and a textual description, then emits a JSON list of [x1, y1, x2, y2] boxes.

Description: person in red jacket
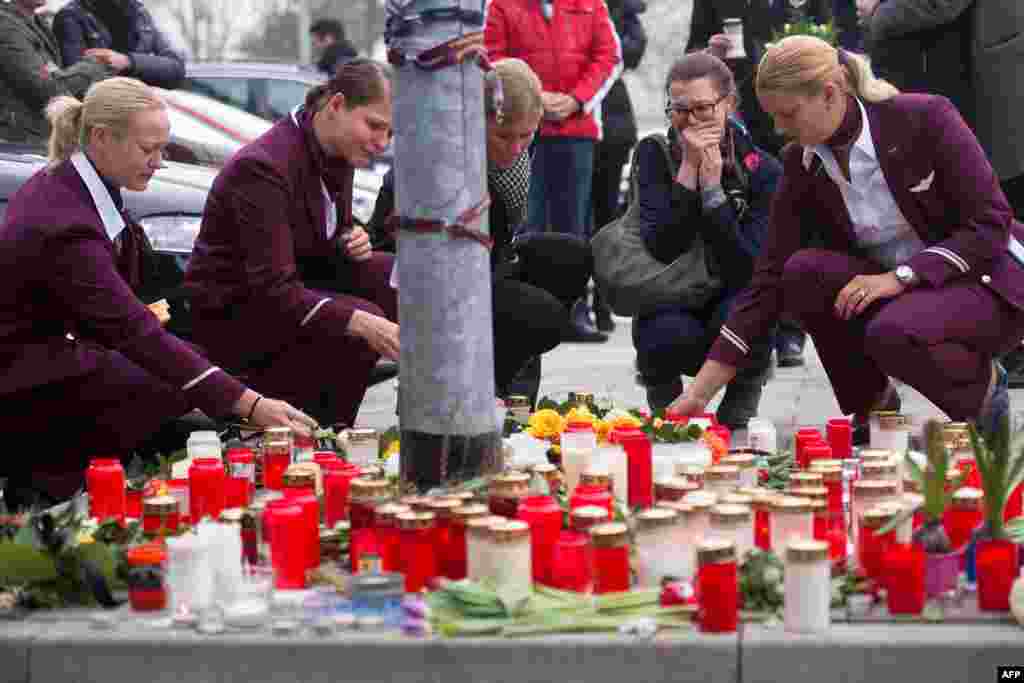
[[485, 0, 622, 340]]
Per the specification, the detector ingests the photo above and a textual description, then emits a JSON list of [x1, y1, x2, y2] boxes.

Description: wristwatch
[[895, 264, 919, 288]]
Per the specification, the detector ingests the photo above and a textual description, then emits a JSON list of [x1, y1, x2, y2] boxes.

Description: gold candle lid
[[786, 539, 829, 564], [720, 492, 754, 507], [466, 515, 506, 537], [789, 472, 824, 487], [655, 477, 699, 496], [580, 469, 612, 488], [704, 465, 741, 481], [861, 506, 896, 529], [142, 495, 178, 515], [873, 412, 907, 430], [262, 439, 291, 456], [751, 492, 782, 512], [282, 470, 316, 488], [452, 503, 490, 523], [655, 501, 697, 516], [721, 453, 757, 470], [861, 461, 898, 479], [787, 486, 828, 503], [532, 463, 558, 476], [423, 497, 463, 519], [505, 395, 531, 408], [710, 503, 752, 523], [264, 427, 292, 442], [349, 477, 392, 500], [491, 520, 530, 543], [772, 496, 813, 514], [852, 479, 899, 498], [697, 538, 736, 565], [568, 391, 595, 405], [490, 472, 531, 497], [396, 511, 436, 530], [809, 459, 844, 472], [682, 490, 718, 510], [634, 507, 678, 532], [952, 487, 984, 510], [346, 428, 379, 443], [570, 505, 609, 531], [675, 464, 705, 481], [815, 466, 844, 483], [589, 521, 629, 548], [859, 448, 895, 462], [375, 503, 412, 526]]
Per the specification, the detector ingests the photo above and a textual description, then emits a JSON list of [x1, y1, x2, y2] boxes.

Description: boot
[[593, 287, 616, 333], [643, 376, 684, 416], [564, 299, 608, 343], [717, 364, 771, 430]]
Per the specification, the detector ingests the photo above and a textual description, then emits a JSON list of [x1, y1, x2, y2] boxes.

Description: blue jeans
[[524, 137, 595, 238], [633, 290, 773, 385]]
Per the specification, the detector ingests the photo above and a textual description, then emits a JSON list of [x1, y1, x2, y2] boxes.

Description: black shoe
[[852, 383, 902, 446], [595, 309, 616, 333], [776, 342, 805, 368], [565, 300, 608, 343]]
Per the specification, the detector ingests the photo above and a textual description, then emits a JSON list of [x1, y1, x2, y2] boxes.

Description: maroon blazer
[[184, 110, 361, 361], [0, 160, 245, 415], [710, 94, 1024, 367]]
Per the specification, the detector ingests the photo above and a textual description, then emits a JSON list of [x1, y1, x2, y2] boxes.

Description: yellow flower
[[609, 414, 643, 430], [565, 407, 594, 425], [594, 419, 612, 443], [76, 530, 95, 545], [528, 409, 566, 439], [550, 444, 562, 456], [383, 440, 400, 460], [652, 417, 665, 430]]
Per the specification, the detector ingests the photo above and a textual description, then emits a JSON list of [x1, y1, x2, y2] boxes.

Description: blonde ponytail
[[757, 35, 899, 103], [46, 95, 85, 164]]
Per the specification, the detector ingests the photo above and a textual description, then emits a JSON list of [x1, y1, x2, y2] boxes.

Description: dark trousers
[[1002, 174, 1024, 221], [494, 234, 592, 393], [0, 349, 190, 503], [591, 139, 633, 234], [633, 289, 773, 383], [782, 249, 1024, 419], [524, 137, 595, 238], [195, 253, 398, 428]]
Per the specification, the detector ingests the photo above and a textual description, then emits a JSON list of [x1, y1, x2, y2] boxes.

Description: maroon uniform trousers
[[782, 248, 1024, 420]]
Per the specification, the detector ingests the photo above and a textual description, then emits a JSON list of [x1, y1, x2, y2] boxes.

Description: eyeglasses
[[665, 91, 731, 120]]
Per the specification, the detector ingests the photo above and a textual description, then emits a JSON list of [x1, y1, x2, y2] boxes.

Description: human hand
[[834, 272, 904, 320], [680, 122, 722, 161], [348, 309, 400, 360], [84, 48, 131, 72], [665, 389, 710, 419], [234, 391, 318, 436], [147, 298, 170, 326], [699, 145, 724, 190], [707, 34, 733, 60], [343, 225, 372, 261], [856, 0, 881, 22], [541, 92, 579, 121]]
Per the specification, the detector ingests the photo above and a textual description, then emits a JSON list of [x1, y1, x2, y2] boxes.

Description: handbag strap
[[628, 133, 677, 205]]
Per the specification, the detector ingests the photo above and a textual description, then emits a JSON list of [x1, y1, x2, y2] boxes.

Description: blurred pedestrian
[[310, 18, 357, 77]]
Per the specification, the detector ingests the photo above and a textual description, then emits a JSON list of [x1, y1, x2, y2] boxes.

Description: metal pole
[[386, 0, 501, 491]]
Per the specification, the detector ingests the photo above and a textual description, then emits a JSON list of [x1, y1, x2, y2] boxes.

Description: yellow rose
[[609, 414, 643, 430], [565, 407, 594, 425], [383, 440, 400, 460], [528, 409, 566, 439], [594, 419, 612, 443]]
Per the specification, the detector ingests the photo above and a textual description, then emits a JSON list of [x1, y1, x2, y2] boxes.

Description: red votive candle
[[349, 478, 392, 531], [126, 488, 143, 519], [374, 503, 412, 573], [323, 462, 362, 526], [267, 500, 307, 589], [826, 511, 848, 573], [884, 543, 925, 614], [425, 498, 463, 579], [489, 471, 530, 518], [696, 539, 738, 633], [818, 467, 845, 515], [569, 484, 614, 520], [313, 451, 342, 471], [125, 542, 167, 612], [753, 497, 773, 551], [517, 495, 563, 585], [945, 488, 984, 553], [613, 426, 653, 509], [225, 447, 256, 509], [794, 430, 824, 470], [87, 458, 126, 522], [398, 512, 438, 593], [826, 418, 853, 460], [590, 522, 631, 594], [707, 425, 731, 449], [188, 457, 226, 524], [282, 470, 321, 571], [859, 509, 896, 581], [551, 507, 607, 592], [262, 439, 291, 491], [142, 496, 180, 537], [449, 504, 489, 580], [804, 443, 834, 470], [977, 538, 1018, 611]]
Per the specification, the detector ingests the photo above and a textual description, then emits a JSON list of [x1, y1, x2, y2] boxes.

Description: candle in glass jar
[[488, 471, 530, 518], [189, 457, 226, 523], [126, 488, 143, 520], [517, 495, 563, 585], [397, 512, 438, 593], [851, 480, 899, 545], [675, 464, 705, 487], [590, 522, 631, 594], [562, 420, 597, 494], [87, 458, 126, 522], [746, 418, 777, 456], [721, 453, 758, 489], [696, 539, 738, 633], [532, 463, 563, 497], [505, 395, 532, 428], [704, 465, 741, 498], [884, 542, 926, 614], [679, 489, 717, 544], [709, 504, 754, 561], [655, 477, 699, 503], [569, 484, 613, 519], [826, 418, 853, 460], [794, 429, 824, 470], [946, 487, 984, 552], [466, 515, 505, 582], [424, 498, 463, 579], [125, 542, 168, 612], [344, 428, 380, 468], [142, 495, 180, 537], [783, 540, 831, 634], [815, 466, 845, 515], [261, 439, 292, 491], [489, 520, 533, 605], [349, 477, 392, 530], [870, 412, 909, 453], [282, 470, 321, 571], [612, 426, 653, 509], [374, 503, 411, 573], [323, 462, 362, 527], [225, 447, 256, 509], [751, 493, 778, 551], [861, 459, 900, 486], [858, 507, 896, 581], [976, 538, 1018, 611], [596, 442, 629, 504], [770, 497, 814, 555], [803, 443, 834, 470], [266, 500, 307, 589], [634, 508, 679, 587], [448, 504, 489, 580]]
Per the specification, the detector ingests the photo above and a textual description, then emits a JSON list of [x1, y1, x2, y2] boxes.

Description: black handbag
[[590, 133, 722, 317]]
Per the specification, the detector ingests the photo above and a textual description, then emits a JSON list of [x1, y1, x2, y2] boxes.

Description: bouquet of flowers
[[771, 19, 839, 46]]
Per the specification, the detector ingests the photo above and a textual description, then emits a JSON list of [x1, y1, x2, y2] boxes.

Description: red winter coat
[[485, 0, 622, 141]]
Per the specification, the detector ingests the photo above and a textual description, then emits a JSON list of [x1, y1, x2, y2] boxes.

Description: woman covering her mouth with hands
[[632, 52, 781, 429], [667, 36, 1024, 443]]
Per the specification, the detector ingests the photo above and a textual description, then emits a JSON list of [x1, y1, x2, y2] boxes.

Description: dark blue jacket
[[53, 0, 184, 89], [637, 119, 782, 290]]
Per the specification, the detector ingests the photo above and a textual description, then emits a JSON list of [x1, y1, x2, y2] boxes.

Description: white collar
[[802, 97, 877, 171], [70, 152, 126, 242]]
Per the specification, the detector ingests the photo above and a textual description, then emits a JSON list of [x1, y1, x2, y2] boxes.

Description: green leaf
[[877, 506, 915, 536]]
